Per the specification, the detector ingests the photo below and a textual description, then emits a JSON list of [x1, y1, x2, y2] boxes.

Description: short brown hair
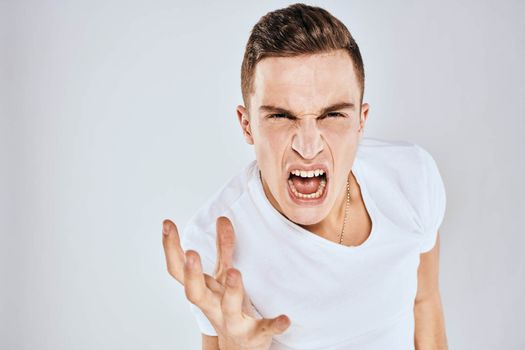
[[241, 3, 365, 109]]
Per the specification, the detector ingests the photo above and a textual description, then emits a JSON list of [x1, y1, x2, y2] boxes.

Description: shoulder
[[358, 137, 446, 235], [179, 160, 257, 267], [357, 136, 427, 184], [185, 160, 257, 232], [358, 136, 440, 175]]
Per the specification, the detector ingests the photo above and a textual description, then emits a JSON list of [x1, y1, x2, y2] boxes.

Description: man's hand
[[162, 216, 291, 350]]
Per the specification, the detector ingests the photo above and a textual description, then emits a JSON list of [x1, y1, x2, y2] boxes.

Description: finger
[[221, 268, 245, 330], [257, 314, 291, 336], [162, 219, 186, 283], [183, 250, 213, 311], [204, 274, 225, 295], [215, 216, 236, 282], [242, 291, 262, 319]]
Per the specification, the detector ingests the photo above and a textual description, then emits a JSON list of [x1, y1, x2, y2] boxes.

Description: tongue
[[291, 175, 321, 194]]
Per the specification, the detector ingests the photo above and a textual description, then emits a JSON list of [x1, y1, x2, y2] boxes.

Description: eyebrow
[[258, 102, 355, 116]]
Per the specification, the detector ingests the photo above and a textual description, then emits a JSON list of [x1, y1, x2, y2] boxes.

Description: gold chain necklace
[[249, 177, 351, 320], [338, 179, 351, 245]]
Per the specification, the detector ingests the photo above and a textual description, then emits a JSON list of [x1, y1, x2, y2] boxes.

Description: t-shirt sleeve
[[180, 224, 219, 336], [187, 300, 218, 336], [415, 144, 447, 253]]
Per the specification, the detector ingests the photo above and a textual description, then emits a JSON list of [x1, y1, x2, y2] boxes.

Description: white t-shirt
[[180, 136, 447, 350]]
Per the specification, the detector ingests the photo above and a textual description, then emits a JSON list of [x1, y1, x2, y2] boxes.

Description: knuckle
[[185, 289, 203, 305], [185, 249, 197, 259], [227, 267, 239, 278], [227, 269, 243, 289]]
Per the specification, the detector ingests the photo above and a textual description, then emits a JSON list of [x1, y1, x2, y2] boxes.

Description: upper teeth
[[291, 169, 325, 178]]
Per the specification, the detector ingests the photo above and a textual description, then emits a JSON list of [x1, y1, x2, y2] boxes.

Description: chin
[[284, 207, 326, 226]]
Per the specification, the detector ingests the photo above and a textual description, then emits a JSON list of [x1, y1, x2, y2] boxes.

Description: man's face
[[237, 49, 369, 226]]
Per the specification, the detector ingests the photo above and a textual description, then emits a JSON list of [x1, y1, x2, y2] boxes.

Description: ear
[[236, 105, 254, 145], [358, 102, 370, 134]]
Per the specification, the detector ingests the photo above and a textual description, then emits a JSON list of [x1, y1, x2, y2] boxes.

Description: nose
[[291, 118, 324, 160]]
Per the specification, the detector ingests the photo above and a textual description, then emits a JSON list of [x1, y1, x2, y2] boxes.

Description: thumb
[[257, 314, 291, 336]]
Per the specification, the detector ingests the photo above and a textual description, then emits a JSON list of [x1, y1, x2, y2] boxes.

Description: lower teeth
[[288, 179, 326, 199]]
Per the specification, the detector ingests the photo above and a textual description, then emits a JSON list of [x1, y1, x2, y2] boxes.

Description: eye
[[268, 113, 293, 119], [325, 112, 345, 118]]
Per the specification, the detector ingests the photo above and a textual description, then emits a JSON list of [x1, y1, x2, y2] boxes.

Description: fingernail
[[226, 271, 236, 287], [278, 316, 289, 329], [162, 221, 170, 236], [186, 254, 194, 267]]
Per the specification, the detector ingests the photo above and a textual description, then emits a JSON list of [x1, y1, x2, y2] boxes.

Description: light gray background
[[2, 0, 524, 349]]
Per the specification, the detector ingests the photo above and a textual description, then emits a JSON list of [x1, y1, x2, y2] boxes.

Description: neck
[[259, 168, 358, 241], [300, 171, 354, 241]]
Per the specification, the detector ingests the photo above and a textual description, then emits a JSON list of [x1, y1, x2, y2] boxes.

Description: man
[[162, 3, 448, 350]]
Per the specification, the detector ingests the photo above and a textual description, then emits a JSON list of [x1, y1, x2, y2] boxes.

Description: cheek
[[321, 122, 355, 147], [254, 126, 290, 175], [322, 124, 359, 174], [319, 117, 356, 134], [257, 125, 290, 154]]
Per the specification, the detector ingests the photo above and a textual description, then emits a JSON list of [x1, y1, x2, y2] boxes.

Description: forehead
[[252, 49, 359, 113]]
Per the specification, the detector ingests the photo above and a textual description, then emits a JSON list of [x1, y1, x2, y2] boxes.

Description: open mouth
[[287, 168, 328, 200]]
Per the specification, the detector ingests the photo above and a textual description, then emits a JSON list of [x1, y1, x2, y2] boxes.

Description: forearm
[[414, 293, 448, 350], [202, 334, 220, 350]]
